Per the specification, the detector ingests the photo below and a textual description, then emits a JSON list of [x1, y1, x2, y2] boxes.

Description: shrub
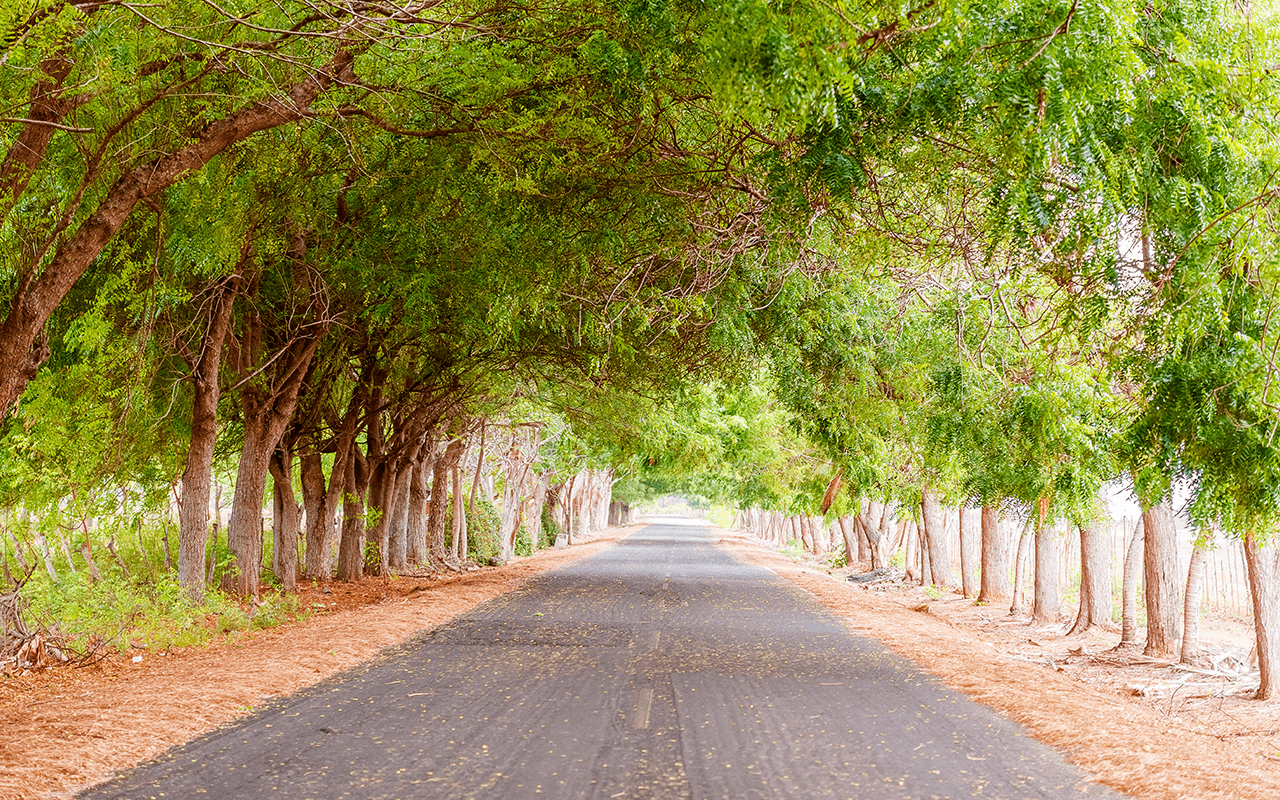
[[21, 568, 292, 652], [445, 499, 502, 563], [514, 524, 534, 557], [540, 505, 561, 549]]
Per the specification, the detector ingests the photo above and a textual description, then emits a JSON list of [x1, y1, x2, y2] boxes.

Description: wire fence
[[934, 513, 1254, 618]]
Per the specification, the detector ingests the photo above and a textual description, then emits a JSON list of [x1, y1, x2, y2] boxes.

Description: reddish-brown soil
[[5, 522, 1278, 800], [0, 529, 631, 800]]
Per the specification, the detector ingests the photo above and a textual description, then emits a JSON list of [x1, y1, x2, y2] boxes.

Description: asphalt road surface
[[85, 520, 1121, 799]]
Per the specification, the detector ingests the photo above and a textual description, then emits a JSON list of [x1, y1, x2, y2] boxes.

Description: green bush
[[20, 567, 298, 652], [540, 505, 561, 549], [445, 499, 502, 563], [514, 523, 533, 557]]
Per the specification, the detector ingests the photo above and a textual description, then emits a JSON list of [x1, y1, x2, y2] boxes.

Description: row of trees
[[0, 0, 804, 601]]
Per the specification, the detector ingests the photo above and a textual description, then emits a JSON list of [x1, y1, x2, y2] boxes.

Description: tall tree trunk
[[573, 473, 589, 541], [177, 272, 239, 598], [221, 314, 322, 597], [1032, 511, 1061, 626], [798, 515, 813, 553], [30, 524, 58, 582], [407, 436, 438, 565], [299, 402, 357, 581], [959, 506, 981, 598], [1118, 519, 1145, 649], [978, 506, 1012, 605], [1181, 538, 1209, 664], [429, 436, 466, 567], [299, 449, 329, 580], [469, 421, 486, 514], [528, 477, 548, 550], [920, 491, 952, 587], [407, 458, 430, 565], [1010, 517, 1034, 616], [335, 444, 369, 582], [839, 516, 857, 566], [497, 439, 534, 562], [563, 476, 577, 546], [905, 521, 919, 583], [388, 463, 412, 571], [1069, 519, 1117, 635], [451, 463, 468, 562], [856, 513, 870, 563], [1244, 530, 1280, 700], [364, 460, 393, 577], [268, 446, 299, 592], [919, 523, 933, 586], [1143, 498, 1180, 658], [222, 432, 272, 596]]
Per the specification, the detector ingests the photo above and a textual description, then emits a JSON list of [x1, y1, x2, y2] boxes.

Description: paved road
[[86, 521, 1120, 799]]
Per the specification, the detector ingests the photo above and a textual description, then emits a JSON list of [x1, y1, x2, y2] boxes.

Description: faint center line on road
[[631, 688, 655, 730]]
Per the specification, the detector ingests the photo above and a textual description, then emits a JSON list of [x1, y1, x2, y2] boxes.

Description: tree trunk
[[468, 421, 486, 514], [1244, 530, 1280, 700], [905, 521, 919, 583], [451, 463, 468, 562], [498, 463, 529, 563], [1069, 519, 1117, 635], [0, 52, 76, 218], [1142, 498, 1180, 658], [798, 515, 814, 553], [388, 463, 412, 571], [30, 524, 58, 582], [573, 474, 589, 541], [407, 435, 438, 565], [297, 388, 357, 582], [221, 310, 322, 597], [1118, 519, 1145, 649], [528, 477, 548, 550], [1181, 538, 1209, 664], [920, 491, 952, 587], [959, 506, 981, 598], [855, 513, 870, 563], [839, 516, 857, 566], [272, 475, 283, 579], [1032, 513, 1061, 626], [268, 447, 299, 592], [919, 522, 933, 586], [563, 475, 578, 545], [176, 270, 240, 597], [299, 449, 328, 580], [75, 516, 102, 582], [407, 458, 430, 565], [222, 439, 270, 596], [978, 506, 1012, 605], [429, 436, 466, 567], [1010, 517, 1034, 616], [335, 444, 369, 582], [364, 459, 393, 577]]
